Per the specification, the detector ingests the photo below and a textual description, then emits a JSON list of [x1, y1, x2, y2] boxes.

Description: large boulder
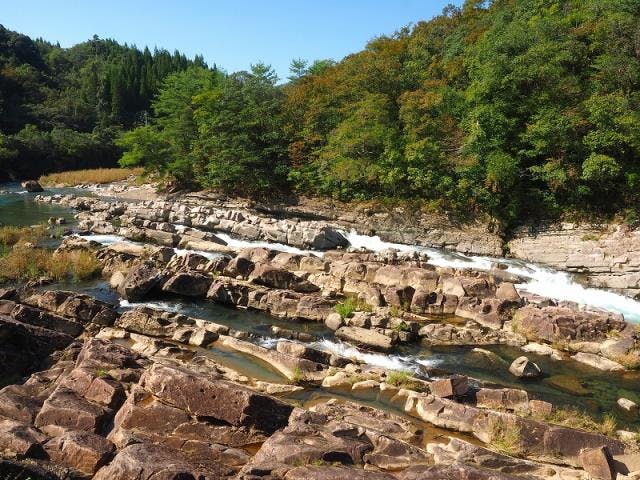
[[93, 442, 232, 480], [249, 263, 319, 293], [44, 430, 115, 475], [21, 180, 43, 192], [117, 264, 161, 301], [162, 272, 212, 297], [308, 226, 348, 250], [335, 326, 396, 352], [0, 418, 47, 458], [508, 356, 542, 378], [140, 363, 293, 434]]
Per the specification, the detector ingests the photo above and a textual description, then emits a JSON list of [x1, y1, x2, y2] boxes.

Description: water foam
[[215, 232, 319, 256], [119, 299, 184, 313], [342, 229, 640, 322], [310, 338, 438, 373]]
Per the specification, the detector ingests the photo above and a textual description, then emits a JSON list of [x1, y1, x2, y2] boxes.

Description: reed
[[38, 167, 144, 186]]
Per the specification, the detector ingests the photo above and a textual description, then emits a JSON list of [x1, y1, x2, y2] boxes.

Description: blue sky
[[3, 0, 462, 80]]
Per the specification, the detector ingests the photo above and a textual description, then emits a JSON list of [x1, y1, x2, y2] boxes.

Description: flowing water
[[2, 184, 639, 427]]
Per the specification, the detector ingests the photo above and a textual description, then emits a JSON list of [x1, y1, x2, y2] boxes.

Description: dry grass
[[533, 406, 618, 437], [488, 417, 523, 457], [0, 225, 47, 247], [0, 246, 101, 283], [39, 167, 144, 186], [616, 351, 640, 370]]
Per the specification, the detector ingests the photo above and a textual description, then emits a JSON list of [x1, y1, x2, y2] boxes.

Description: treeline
[[0, 25, 208, 179], [119, 0, 640, 229]]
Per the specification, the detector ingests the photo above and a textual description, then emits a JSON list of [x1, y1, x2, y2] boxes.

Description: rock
[[109, 271, 126, 289], [34, 387, 111, 432], [0, 418, 47, 458], [335, 326, 396, 352], [223, 256, 255, 279], [322, 371, 352, 389], [21, 180, 43, 192], [476, 388, 529, 413], [544, 375, 590, 396], [495, 282, 521, 302], [508, 356, 542, 378], [310, 226, 348, 250], [141, 363, 293, 434], [430, 375, 469, 398], [249, 263, 319, 293], [529, 399, 553, 417], [162, 272, 212, 297], [117, 263, 161, 301], [44, 430, 115, 475], [579, 446, 616, 480], [352, 379, 380, 390], [324, 312, 344, 331], [571, 352, 625, 371], [285, 466, 396, 479], [512, 305, 626, 343], [93, 442, 229, 480], [617, 397, 638, 415]]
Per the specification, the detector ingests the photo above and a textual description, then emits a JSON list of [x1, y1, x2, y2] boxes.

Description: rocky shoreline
[[0, 184, 638, 478], [40, 183, 640, 297]]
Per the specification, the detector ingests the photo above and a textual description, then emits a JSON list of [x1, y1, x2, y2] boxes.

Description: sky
[[2, 0, 462, 80]]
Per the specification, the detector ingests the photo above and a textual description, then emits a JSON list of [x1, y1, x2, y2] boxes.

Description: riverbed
[[2, 183, 640, 429]]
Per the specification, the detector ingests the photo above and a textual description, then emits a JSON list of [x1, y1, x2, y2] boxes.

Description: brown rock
[[141, 363, 293, 433], [223, 256, 255, 279], [0, 418, 47, 458], [335, 326, 396, 352], [579, 446, 616, 480], [430, 375, 469, 398], [117, 263, 161, 301], [44, 430, 115, 475], [34, 387, 111, 432], [249, 263, 319, 293], [162, 272, 212, 297]]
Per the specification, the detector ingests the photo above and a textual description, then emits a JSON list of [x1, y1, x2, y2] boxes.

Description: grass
[[385, 370, 421, 389], [0, 224, 47, 247], [95, 368, 112, 379], [616, 351, 640, 370], [335, 297, 372, 319], [0, 246, 101, 283], [488, 417, 523, 457], [38, 167, 144, 186], [291, 366, 304, 385], [533, 406, 618, 437]]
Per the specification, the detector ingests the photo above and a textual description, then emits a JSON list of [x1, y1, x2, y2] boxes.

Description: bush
[[335, 297, 372, 319]]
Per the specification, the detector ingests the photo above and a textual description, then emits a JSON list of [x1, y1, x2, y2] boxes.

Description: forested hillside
[[3, 0, 640, 231], [118, 0, 640, 230], [0, 25, 208, 179]]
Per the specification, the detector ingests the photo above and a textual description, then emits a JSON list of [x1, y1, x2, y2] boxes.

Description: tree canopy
[[2, 0, 640, 230]]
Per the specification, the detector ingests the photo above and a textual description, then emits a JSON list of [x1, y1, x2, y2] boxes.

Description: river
[[1, 183, 639, 427]]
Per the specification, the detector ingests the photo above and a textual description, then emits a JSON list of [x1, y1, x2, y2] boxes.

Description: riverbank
[[70, 181, 640, 299]]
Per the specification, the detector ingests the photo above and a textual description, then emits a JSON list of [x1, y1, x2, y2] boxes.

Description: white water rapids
[[343, 230, 640, 323], [78, 226, 640, 323]]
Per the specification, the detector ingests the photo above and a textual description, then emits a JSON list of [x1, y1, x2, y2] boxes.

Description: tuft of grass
[[95, 368, 112, 379], [616, 351, 640, 370], [335, 297, 372, 319], [488, 417, 523, 457], [39, 167, 144, 186], [533, 406, 618, 437], [0, 246, 101, 283], [291, 366, 304, 385]]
